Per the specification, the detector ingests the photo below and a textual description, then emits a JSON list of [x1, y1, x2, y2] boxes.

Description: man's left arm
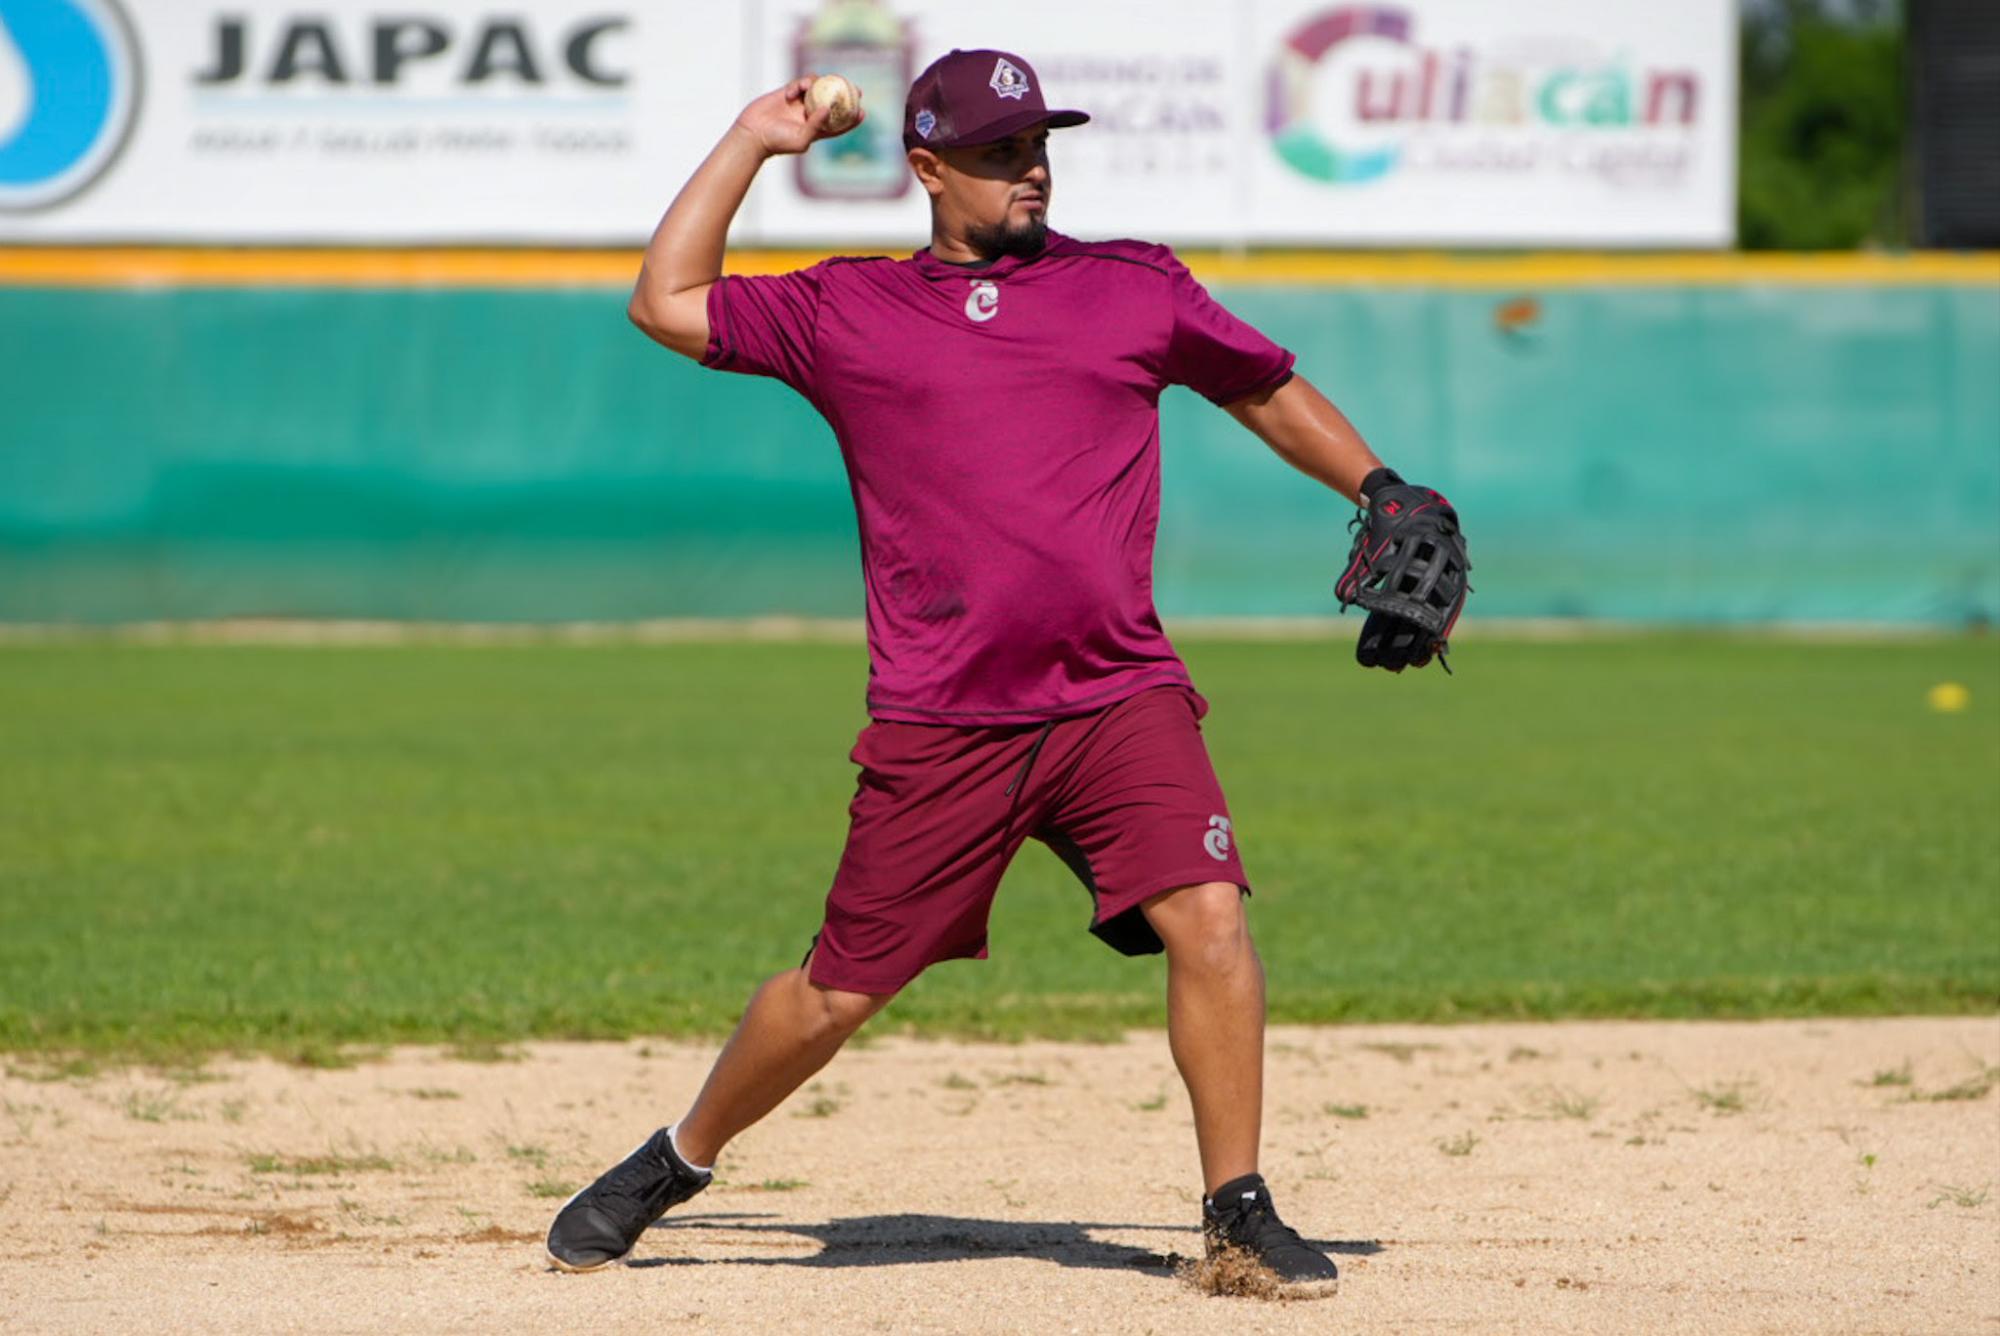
[[1222, 373, 1381, 504], [1224, 373, 1472, 673]]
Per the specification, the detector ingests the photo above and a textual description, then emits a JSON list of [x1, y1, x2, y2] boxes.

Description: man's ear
[[907, 148, 945, 200]]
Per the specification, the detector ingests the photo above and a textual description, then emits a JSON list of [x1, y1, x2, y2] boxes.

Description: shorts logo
[[989, 56, 1028, 100], [1203, 815, 1232, 861], [914, 107, 936, 140], [964, 279, 999, 323]]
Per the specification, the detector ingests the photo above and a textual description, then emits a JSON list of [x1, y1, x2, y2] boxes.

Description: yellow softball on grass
[[806, 74, 863, 135], [1926, 681, 1970, 713]]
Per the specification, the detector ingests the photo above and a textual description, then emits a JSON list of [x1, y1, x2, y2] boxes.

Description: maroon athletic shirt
[[702, 230, 1294, 725]]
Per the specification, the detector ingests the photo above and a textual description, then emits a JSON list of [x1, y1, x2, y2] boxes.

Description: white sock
[[666, 1122, 713, 1175]]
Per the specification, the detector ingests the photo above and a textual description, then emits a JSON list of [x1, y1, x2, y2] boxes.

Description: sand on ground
[[1, 1017, 1996, 1334]]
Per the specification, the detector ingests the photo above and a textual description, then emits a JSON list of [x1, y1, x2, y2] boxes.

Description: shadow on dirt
[[635, 1212, 1384, 1272]]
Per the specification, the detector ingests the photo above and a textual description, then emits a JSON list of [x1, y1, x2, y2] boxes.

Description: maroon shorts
[[807, 685, 1249, 995]]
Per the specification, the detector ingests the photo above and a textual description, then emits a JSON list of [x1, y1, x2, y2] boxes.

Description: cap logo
[[964, 279, 1000, 323], [989, 57, 1029, 100], [914, 108, 937, 140]]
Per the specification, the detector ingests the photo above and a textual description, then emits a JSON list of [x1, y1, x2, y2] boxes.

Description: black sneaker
[[1201, 1173, 1340, 1297], [546, 1127, 712, 1271]]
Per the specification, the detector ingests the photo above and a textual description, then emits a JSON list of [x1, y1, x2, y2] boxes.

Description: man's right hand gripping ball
[[1335, 467, 1472, 673]]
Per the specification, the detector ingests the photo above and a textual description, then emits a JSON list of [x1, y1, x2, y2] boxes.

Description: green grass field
[[1, 636, 1995, 1059]]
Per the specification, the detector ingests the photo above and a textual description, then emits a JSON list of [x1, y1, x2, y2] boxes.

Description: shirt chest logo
[[964, 279, 1000, 323]]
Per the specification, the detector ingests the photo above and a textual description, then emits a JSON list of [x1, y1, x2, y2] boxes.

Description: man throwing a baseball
[[548, 49, 1469, 1296]]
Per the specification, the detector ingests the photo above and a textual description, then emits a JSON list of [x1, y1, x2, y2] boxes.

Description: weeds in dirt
[[406, 1088, 462, 1101], [1360, 1042, 1442, 1065], [284, 1043, 378, 1071], [1690, 1080, 1758, 1115], [337, 1198, 405, 1226], [1861, 1061, 1913, 1088], [1926, 1183, 1990, 1209], [525, 1177, 576, 1199], [985, 1177, 1028, 1208], [1323, 1103, 1369, 1120], [157, 1062, 225, 1087], [1912, 1066, 1997, 1103], [744, 1178, 808, 1192], [990, 1072, 1051, 1087], [1506, 1046, 1546, 1063], [505, 1144, 549, 1169], [217, 1097, 249, 1124], [1134, 1090, 1168, 1112], [445, 1041, 525, 1064], [461, 1224, 540, 1244], [1297, 1138, 1340, 1182], [3, 1100, 43, 1138], [1527, 1086, 1600, 1121], [6, 1056, 100, 1083], [798, 1081, 845, 1117], [119, 1087, 188, 1123], [1436, 1131, 1480, 1157], [248, 1152, 395, 1176], [939, 1073, 977, 1090], [415, 1144, 477, 1166]]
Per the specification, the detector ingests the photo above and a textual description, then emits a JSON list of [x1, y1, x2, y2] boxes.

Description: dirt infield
[[2, 1017, 1995, 1334]]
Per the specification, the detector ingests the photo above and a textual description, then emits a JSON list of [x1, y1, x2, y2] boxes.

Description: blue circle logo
[[0, 0, 141, 212]]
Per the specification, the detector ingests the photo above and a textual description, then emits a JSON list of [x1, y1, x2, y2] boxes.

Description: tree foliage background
[[1738, 0, 1908, 249]]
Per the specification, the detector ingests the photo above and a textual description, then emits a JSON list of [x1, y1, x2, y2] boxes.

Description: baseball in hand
[[806, 74, 863, 134]]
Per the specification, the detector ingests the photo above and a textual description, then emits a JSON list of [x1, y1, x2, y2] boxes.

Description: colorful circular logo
[[0, 0, 141, 212], [1267, 5, 1406, 185]]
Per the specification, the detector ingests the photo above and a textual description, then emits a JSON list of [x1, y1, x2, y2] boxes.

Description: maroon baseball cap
[[902, 49, 1089, 151]]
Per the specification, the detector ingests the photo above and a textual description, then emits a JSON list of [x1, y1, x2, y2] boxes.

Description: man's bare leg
[[1141, 881, 1266, 1194], [672, 966, 893, 1166]]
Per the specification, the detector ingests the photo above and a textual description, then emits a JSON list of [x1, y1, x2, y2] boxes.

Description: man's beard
[[966, 211, 1049, 260]]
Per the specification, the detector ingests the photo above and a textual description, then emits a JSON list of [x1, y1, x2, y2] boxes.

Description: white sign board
[[0, 0, 744, 243], [743, 1, 1250, 245], [1245, 0, 1737, 246], [0, 0, 1735, 246]]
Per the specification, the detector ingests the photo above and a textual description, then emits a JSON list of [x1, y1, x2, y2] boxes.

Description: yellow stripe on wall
[[0, 246, 1995, 288]]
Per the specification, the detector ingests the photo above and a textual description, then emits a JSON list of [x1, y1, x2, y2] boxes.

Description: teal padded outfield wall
[[1, 279, 1995, 624]]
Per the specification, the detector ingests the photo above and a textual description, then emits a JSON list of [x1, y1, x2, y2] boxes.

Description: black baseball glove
[[1335, 467, 1471, 673]]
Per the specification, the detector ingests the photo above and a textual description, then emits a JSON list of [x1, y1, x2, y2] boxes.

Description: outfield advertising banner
[[0, 0, 1733, 245], [0, 0, 744, 242], [743, 0, 1249, 244], [749, 0, 1734, 248], [1247, 0, 1737, 245]]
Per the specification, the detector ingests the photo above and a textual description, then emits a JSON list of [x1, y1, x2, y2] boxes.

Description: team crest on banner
[[793, 0, 914, 200], [989, 56, 1028, 99]]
